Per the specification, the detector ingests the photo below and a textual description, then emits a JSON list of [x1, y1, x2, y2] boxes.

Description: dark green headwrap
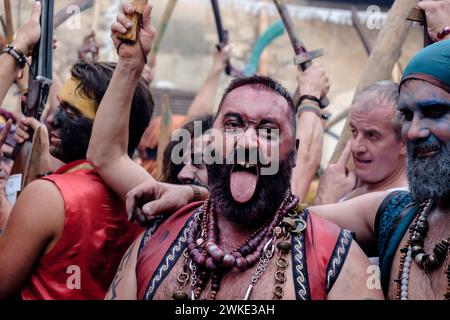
[[401, 39, 450, 92]]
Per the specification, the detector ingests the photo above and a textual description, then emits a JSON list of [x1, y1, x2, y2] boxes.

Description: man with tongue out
[[103, 74, 381, 300], [92, 4, 381, 300]]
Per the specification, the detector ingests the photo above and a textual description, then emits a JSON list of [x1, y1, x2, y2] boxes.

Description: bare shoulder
[[0, 179, 65, 298], [105, 231, 144, 300], [4, 179, 64, 240], [327, 241, 384, 300]]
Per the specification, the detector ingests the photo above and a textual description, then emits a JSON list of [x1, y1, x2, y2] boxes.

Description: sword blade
[[273, 0, 307, 58]]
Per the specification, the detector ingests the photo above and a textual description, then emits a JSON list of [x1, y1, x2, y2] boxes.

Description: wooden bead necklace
[[397, 199, 450, 300], [174, 192, 299, 300]]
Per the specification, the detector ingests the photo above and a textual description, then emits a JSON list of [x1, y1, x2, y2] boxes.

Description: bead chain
[[174, 193, 301, 300], [397, 200, 450, 300]]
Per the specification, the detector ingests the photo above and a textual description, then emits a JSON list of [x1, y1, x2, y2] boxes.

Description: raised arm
[[87, 3, 157, 199], [186, 44, 231, 120], [0, 2, 41, 106], [291, 63, 329, 201]]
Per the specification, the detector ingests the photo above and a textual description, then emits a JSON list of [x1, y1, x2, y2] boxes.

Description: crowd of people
[[0, 0, 448, 301]]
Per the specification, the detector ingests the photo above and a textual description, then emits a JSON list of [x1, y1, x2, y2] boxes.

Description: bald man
[[315, 81, 408, 205]]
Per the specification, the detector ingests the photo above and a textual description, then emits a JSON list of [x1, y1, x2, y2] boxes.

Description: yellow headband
[[59, 77, 97, 120]]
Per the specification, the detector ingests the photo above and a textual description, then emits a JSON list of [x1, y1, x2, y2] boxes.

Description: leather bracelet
[[2, 45, 27, 69], [299, 95, 321, 106]]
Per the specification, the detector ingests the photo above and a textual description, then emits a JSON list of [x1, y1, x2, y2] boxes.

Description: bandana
[[400, 39, 450, 93], [59, 77, 97, 120]]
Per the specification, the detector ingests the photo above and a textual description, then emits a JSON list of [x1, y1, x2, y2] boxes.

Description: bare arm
[[0, 179, 64, 298], [0, 3, 42, 108], [292, 111, 323, 201], [186, 45, 231, 120], [291, 63, 330, 201], [309, 191, 389, 251], [105, 232, 143, 300], [87, 3, 156, 199], [327, 241, 384, 300], [0, 121, 12, 229]]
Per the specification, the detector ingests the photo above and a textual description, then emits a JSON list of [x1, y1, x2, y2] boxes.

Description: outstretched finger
[[337, 140, 352, 168]]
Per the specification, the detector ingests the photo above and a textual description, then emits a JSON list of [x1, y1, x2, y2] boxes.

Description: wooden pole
[[3, 0, 13, 43], [156, 93, 173, 180], [329, 0, 419, 164], [257, 4, 269, 74], [91, 0, 101, 32], [53, 0, 94, 29], [148, 0, 178, 66]]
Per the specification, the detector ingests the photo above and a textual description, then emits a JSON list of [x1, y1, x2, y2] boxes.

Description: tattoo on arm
[[106, 242, 135, 300], [117, 243, 134, 272], [107, 275, 123, 300]]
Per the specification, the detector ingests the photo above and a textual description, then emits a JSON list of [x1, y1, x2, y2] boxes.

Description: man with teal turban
[[309, 38, 450, 300]]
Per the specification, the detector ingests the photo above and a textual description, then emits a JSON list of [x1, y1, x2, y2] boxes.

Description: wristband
[[2, 45, 28, 69], [299, 95, 321, 106], [297, 104, 322, 118]]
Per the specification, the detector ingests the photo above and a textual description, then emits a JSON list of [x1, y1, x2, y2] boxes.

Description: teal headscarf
[[401, 39, 450, 92]]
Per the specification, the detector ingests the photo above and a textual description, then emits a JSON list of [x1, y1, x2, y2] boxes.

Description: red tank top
[[135, 202, 351, 300], [21, 160, 140, 300]]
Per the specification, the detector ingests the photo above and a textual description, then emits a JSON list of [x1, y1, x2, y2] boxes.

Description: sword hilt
[[294, 48, 329, 108]]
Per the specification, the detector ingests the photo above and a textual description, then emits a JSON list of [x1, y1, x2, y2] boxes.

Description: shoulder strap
[[135, 201, 203, 300], [292, 209, 351, 300], [374, 191, 409, 248], [325, 229, 353, 293], [379, 204, 418, 296], [374, 191, 418, 296]]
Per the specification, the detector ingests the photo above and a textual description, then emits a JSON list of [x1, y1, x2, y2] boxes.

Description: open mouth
[[355, 158, 372, 165], [229, 162, 260, 203], [415, 145, 441, 158]]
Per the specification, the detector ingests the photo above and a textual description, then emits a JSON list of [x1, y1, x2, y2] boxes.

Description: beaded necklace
[[173, 192, 301, 300], [396, 199, 450, 300]]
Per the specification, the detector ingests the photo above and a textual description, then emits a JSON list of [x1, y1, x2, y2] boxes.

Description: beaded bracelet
[[299, 94, 321, 106]]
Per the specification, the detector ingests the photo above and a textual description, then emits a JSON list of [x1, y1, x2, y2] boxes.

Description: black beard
[[407, 135, 450, 202], [50, 111, 93, 163], [206, 160, 292, 226]]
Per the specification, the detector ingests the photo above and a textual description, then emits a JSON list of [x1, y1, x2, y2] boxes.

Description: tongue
[[230, 170, 258, 203]]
